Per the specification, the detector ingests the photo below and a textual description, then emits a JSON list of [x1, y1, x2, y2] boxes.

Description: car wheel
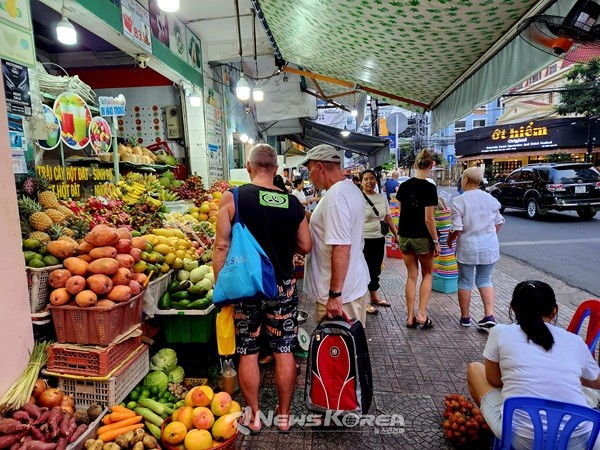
[[577, 208, 597, 220], [526, 198, 545, 220]]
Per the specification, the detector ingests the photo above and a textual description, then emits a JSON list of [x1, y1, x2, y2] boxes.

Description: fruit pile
[[162, 386, 239, 449], [442, 394, 492, 448], [117, 144, 158, 165], [47, 225, 147, 308], [135, 228, 201, 277], [159, 263, 214, 311], [172, 175, 206, 201]]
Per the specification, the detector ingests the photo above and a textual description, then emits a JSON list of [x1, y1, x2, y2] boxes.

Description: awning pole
[[395, 114, 399, 170]]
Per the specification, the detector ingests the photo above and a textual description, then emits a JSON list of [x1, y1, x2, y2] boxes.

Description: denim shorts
[[457, 262, 495, 290]]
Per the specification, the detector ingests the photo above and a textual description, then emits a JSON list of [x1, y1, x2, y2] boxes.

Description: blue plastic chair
[[493, 397, 600, 449], [567, 300, 600, 357]]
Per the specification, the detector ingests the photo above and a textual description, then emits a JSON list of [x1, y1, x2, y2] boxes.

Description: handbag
[[362, 193, 390, 236], [213, 187, 278, 306]]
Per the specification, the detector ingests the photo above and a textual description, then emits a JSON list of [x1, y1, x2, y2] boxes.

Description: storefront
[[455, 117, 600, 181]]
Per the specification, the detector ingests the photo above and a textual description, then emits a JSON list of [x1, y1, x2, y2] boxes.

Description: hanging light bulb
[[188, 87, 201, 107], [350, 108, 358, 117], [240, 133, 249, 143], [340, 126, 351, 137], [56, 5, 77, 45], [252, 87, 264, 102], [236, 75, 251, 101], [248, 138, 255, 145], [157, 0, 180, 13]]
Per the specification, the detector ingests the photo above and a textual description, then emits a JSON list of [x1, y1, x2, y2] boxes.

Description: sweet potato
[[0, 418, 28, 434], [23, 441, 57, 450], [68, 424, 88, 444], [21, 403, 41, 421], [11, 411, 30, 424], [0, 433, 25, 450], [55, 438, 67, 450]]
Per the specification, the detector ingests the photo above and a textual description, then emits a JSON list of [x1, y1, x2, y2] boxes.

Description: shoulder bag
[[362, 193, 390, 236], [213, 187, 278, 306]]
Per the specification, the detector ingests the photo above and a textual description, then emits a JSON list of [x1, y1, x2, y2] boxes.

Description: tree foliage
[[557, 58, 600, 117], [545, 152, 573, 163]]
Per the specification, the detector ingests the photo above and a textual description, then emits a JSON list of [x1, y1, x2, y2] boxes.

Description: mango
[[154, 244, 173, 256]]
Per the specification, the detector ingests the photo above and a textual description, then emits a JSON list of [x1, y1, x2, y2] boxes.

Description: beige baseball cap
[[300, 144, 342, 166]]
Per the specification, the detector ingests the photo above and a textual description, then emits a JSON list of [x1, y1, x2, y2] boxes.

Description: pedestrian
[[213, 144, 312, 433], [466, 281, 600, 449], [352, 175, 361, 187], [447, 167, 504, 329], [384, 170, 401, 202], [456, 175, 464, 195], [301, 144, 370, 326], [395, 150, 440, 329], [360, 169, 399, 312]]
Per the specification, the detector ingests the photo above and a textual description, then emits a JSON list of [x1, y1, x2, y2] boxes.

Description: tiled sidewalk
[[234, 253, 595, 449]]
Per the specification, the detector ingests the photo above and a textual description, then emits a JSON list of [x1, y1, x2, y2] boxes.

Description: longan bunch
[[442, 394, 492, 448]]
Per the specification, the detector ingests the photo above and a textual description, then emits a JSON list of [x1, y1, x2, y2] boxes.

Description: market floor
[[232, 253, 596, 450]]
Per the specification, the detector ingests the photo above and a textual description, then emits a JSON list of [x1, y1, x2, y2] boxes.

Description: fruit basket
[[57, 344, 149, 408], [155, 305, 216, 343], [161, 417, 238, 450], [49, 291, 144, 345], [27, 264, 63, 313], [47, 334, 142, 377], [142, 270, 173, 317]]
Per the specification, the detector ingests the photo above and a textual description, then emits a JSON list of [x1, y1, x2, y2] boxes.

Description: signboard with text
[[456, 118, 600, 156], [35, 165, 115, 200], [121, 0, 152, 54]]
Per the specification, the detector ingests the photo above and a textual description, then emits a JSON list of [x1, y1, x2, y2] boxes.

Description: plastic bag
[[216, 305, 236, 356]]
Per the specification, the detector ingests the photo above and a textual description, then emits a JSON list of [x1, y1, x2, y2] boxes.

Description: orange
[[163, 421, 187, 445]]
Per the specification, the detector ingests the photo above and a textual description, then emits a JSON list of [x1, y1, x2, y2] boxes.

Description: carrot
[[108, 411, 137, 422], [102, 415, 112, 425], [110, 405, 135, 415], [97, 416, 143, 436], [98, 423, 144, 442]]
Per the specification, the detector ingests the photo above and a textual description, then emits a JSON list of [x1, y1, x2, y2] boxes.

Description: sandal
[[416, 317, 434, 329], [275, 405, 291, 433], [239, 409, 264, 435], [366, 305, 379, 315], [371, 299, 391, 307], [406, 317, 417, 329]]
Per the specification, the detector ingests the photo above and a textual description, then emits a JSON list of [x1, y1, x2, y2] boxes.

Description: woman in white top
[[447, 167, 504, 328], [360, 169, 399, 309], [467, 281, 600, 449]]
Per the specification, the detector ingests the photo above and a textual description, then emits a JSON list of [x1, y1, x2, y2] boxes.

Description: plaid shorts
[[233, 279, 298, 355]]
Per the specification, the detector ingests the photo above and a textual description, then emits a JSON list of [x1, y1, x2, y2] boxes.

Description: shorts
[[480, 389, 595, 450], [234, 279, 298, 355], [457, 262, 496, 290], [399, 236, 434, 255], [315, 291, 369, 328]]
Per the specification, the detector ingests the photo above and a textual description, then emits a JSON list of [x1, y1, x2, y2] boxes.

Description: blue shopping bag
[[213, 187, 277, 306]]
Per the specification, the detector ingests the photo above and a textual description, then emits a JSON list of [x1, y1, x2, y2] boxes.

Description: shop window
[[473, 119, 486, 128], [547, 64, 557, 75], [455, 120, 466, 132]]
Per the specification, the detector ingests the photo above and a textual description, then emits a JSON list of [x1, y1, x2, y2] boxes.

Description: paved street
[[438, 187, 600, 298]]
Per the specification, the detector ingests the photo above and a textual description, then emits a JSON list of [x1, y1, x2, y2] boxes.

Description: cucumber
[[158, 291, 171, 310], [135, 406, 165, 427], [145, 421, 161, 440], [171, 291, 190, 301]]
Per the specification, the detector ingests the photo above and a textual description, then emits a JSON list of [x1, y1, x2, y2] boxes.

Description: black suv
[[489, 163, 600, 220]]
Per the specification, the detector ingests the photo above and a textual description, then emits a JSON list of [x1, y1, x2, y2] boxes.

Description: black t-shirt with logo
[[235, 184, 305, 282], [395, 178, 438, 238]]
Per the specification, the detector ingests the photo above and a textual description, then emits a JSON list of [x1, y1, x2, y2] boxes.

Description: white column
[[184, 94, 209, 182]]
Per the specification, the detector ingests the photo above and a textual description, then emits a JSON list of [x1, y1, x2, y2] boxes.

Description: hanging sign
[[35, 165, 115, 200], [53, 92, 92, 150], [89, 117, 112, 155], [36, 105, 61, 150], [99, 95, 126, 117], [121, 0, 152, 54], [2, 59, 31, 115]]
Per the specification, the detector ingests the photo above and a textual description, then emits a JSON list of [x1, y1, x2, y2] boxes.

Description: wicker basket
[[26, 265, 62, 313]]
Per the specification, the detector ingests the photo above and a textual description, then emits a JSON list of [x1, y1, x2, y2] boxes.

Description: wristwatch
[[432, 240, 439, 244], [328, 290, 342, 298]]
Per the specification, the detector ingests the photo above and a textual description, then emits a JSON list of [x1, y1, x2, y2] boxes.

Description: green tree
[[545, 152, 573, 163], [556, 58, 600, 117]]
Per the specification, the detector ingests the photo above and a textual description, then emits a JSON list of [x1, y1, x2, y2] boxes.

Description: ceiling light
[[252, 87, 264, 102], [56, 6, 77, 46], [350, 108, 358, 117], [157, 0, 179, 13], [236, 75, 251, 101], [240, 133, 249, 143], [189, 88, 201, 107], [340, 126, 351, 137], [248, 138, 255, 145]]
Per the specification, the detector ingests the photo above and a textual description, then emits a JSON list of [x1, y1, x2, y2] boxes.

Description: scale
[[294, 310, 310, 358]]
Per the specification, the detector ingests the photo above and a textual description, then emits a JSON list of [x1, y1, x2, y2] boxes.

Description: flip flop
[[406, 319, 417, 329], [275, 405, 291, 433], [371, 299, 391, 307], [416, 317, 434, 329], [366, 305, 379, 315]]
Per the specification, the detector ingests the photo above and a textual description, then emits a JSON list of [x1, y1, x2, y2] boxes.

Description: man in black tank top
[[213, 144, 312, 433]]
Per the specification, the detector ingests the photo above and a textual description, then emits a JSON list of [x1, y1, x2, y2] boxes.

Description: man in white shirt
[[301, 145, 369, 326]]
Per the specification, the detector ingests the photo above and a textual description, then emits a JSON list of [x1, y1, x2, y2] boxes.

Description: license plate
[[575, 186, 586, 194]]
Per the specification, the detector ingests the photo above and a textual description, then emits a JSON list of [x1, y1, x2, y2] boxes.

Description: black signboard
[[2, 59, 31, 116], [455, 117, 600, 156]]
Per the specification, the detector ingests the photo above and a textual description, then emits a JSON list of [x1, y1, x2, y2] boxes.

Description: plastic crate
[[47, 335, 142, 377], [142, 270, 173, 317], [432, 275, 458, 294], [58, 345, 149, 408], [49, 292, 144, 345], [66, 407, 108, 450], [157, 305, 216, 343], [27, 265, 62, 313]]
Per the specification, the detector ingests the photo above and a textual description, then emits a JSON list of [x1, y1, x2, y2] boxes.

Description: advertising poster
[[0, 0, 31, 30], [168, 17, 186, 61], [148, 0, 169, 47], [205, 93, 223, 180], [53, 92, 92, 150], [121, 0, 152, 54], [2, 59, 31, 115], [186, 27, 202, 72], [0, 25, 35, 67], [8, 113, 26, 173]]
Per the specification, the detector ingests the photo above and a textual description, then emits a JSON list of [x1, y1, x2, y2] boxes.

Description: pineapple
[[18, 196, 42, 216], [19, 216, 31, 238], [56, 205, 74, 217], [28, 231, 51, 244], [66, 217, 89, 240], [44, 209, 66, 224], [38, 191, 59, 209], [48, 224, 67, 241], [29, 212, 53, 231], [62, 228, 75, 238]]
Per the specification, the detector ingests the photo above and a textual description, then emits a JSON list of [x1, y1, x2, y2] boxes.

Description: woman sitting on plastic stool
[[466, 280, 600, 449]]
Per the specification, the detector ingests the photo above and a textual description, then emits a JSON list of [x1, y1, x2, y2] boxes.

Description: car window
[[506, 171, 520, 182], [550, 167, 600, 183], [519, 170, 534, 182], [535, 169, 550, 182]]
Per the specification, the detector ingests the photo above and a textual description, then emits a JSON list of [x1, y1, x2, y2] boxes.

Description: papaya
[[47, 240, 76, 260], [88, 258, 120, 276], [84, 224, 120, 247]]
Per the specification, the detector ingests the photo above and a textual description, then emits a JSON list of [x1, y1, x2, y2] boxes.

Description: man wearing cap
[[301, 144, 370, 325]]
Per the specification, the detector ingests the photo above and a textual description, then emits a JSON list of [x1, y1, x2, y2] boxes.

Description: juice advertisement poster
[[37, 104, 61, 150], [53, 92, 91, 150]]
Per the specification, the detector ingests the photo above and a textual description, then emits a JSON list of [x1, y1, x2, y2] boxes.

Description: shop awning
[[254, 0, 577, 131], [457, 147, 600, 162], [285, 118, 391, 168]]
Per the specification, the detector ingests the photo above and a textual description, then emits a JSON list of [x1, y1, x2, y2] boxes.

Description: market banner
[[455, 117, 600, 156], [35, 165, 115, 199]]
